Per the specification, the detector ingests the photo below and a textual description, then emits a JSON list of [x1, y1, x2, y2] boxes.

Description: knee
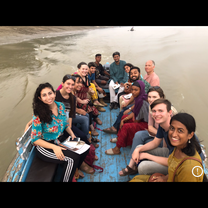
[[85, 113, 89, 118], [138, 161, 148, 175], [82, 115, 89, 124], [135, 130, 147, 138]]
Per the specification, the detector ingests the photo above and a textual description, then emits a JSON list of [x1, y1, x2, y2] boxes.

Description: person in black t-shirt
[[94, 54, 110, 89]]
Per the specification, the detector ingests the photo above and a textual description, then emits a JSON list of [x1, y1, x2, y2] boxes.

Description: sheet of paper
[[123, 93, 132, 99], [60, 140, 90, 155], [113, 84, 120, 89]]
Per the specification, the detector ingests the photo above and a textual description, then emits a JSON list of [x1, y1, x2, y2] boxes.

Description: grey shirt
[[135, 100, 149, 122]]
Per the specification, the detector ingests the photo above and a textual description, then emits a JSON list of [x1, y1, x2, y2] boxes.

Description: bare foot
[[80, 162, 95, 174]]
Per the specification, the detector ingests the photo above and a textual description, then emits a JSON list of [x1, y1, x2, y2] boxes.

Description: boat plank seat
[[25, 153, 58, 182], [16, 125, 58, 182]]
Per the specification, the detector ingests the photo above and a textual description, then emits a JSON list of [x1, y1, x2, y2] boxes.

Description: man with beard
[[120, 67, 150, 115], [103, 66, 150, 134]]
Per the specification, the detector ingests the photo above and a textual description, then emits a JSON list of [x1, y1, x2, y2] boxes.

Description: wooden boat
[[2, 93, 208, 182]]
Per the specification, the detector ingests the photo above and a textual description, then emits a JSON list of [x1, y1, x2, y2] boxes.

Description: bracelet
[[124, 117, 129, 121]]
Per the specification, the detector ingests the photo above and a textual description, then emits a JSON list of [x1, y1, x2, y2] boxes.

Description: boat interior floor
[[77, 103, 138, 182]]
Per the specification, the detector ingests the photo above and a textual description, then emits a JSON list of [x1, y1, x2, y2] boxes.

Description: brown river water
[[0, 26, 208, 180]]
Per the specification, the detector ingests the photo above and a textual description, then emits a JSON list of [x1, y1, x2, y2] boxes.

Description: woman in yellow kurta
[[130, 113, 206, 182]]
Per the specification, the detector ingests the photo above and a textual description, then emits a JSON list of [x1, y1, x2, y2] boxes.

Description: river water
[[0, 26, 208, 180]]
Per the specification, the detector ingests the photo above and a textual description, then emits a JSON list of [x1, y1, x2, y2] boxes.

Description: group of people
[[27, 51, 207, 182]]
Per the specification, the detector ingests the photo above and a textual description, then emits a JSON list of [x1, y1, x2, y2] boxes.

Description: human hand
[[145, 128, 156, 137], [120, 83, 124, 87], [151, 175, 167, 182], [78, 109, 87, 116], [132, 148, 140, 164], [53, 145, 66, 161], [123, 109, 131, 115], [71, 133, 76, 141], [82, 99, 90, 104], [119, 120, 124, 129]]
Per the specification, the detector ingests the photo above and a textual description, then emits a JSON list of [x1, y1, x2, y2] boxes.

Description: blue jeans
[[113, 104, 134, 131], [72, 113, 90, 139], [129, 130, 163, 157]]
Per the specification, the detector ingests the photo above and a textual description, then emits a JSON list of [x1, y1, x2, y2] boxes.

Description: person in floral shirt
[[31, 82, 89, 182]]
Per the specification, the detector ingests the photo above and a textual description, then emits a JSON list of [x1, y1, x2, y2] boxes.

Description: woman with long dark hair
[[130, 113, 206, 182], [31, 82, 89, 182]]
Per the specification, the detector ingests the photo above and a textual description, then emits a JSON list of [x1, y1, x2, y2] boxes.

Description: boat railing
[[16, 125, 32, 160]]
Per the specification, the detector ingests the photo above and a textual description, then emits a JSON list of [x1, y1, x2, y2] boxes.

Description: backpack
[[84, 144, 103, 173]]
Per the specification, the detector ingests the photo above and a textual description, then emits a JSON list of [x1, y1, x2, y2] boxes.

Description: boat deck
[[3, 101, 208, 182], [77, 103, 137, 182]]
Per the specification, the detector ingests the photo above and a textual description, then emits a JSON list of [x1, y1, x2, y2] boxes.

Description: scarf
[[132, 80, 147, 117]]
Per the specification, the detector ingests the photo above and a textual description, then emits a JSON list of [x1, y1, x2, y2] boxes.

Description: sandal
[[80, 162, 95, 174], [119, 165, 138, 176], [91, 142, 99, 148], [88, 137, 99, 148], [93, 101, 104, 107], [94, 117, 102, 125], [103, 127, 117, 134], [110, 138, 117, 143], [91, 130, 99, 136], [91, 137, 100, 143], [105, 148, 121, 155]]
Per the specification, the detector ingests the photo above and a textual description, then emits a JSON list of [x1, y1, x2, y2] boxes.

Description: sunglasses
[[66, 74, 76, 81]]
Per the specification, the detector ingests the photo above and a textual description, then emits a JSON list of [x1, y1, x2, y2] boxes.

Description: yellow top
[[167, 148, 204, 182]]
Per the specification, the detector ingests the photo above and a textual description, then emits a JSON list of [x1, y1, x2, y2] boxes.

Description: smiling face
[[39, 87, 56, 105], [145, 60, 155, 75], [131, 85, 141, 98], [151, 103, 172, 125], [168, 120, 194, 149], [113, 54, 120, 63], [62, 79, 75, 94], [78, 64, 88, 77], [148, 91, 160, 105], [124, 65, 131, 73], [74, 77, 82, 91], [130, 68, 140, 81], [89, 66, 96, 74]]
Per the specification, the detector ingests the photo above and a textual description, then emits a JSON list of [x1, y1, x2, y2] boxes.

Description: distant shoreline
[[0, 26, 112, 45]]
